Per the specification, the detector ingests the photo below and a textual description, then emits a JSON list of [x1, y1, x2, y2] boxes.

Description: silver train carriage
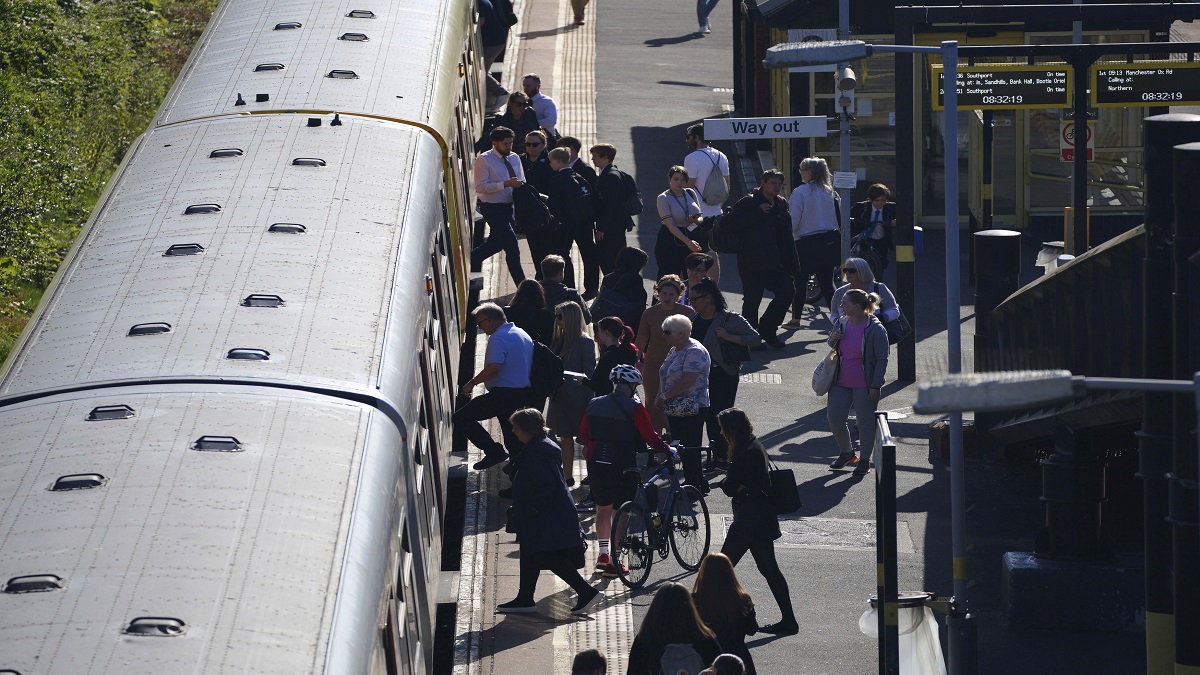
[[0, 0, 486, 672]]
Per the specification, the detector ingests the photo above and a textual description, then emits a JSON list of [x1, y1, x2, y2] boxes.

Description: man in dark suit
[[849, 183, 897, 277], [554, 138, 601, 295], [589, 143, 633, 298], [521, 130, 557, 276]]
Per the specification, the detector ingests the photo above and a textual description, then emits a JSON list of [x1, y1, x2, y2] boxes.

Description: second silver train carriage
[[0, 0, 485, 672]]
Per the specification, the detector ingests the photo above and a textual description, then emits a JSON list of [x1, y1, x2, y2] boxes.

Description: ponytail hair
[[842, 287, 880, 314], [597, 316, 640, 360]]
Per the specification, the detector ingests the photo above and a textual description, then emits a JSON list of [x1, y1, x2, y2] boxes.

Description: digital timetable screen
[[1091, 62, 1200, 107], [932, 64, 1072, 110]]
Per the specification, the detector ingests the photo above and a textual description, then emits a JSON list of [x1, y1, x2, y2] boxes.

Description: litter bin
[[859, 592, 946, 675]]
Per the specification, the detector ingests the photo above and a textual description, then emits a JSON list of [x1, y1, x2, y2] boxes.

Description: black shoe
[[703, 459, 728, 474], [751, 342, 768, 351], [763, 334, 786, 349], [760, 620, 800, 635], [565, 476, 576, 487], [582, 290, 598, 301], [575, 496, 596, 513], [498, 486, 513, 499], [581, 475, 590, 485], [829, 453, 858, 470], [473, 452, 508, 471], [496, 599, 537, 614], [853, 464, 871, 476]]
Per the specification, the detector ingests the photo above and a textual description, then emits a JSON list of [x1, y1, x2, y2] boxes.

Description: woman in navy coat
[[497, 408, 606, 615]]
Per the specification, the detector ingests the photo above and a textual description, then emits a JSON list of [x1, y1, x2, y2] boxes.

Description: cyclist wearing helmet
[[579, 364, 673, 577]]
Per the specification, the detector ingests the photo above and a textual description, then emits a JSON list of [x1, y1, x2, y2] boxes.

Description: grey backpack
[[701, 152, 728, 206]]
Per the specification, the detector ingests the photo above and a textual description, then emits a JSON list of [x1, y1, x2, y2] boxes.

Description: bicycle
[[610, 448, 711, 588]]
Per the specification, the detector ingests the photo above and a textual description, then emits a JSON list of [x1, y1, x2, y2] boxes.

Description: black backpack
[[513, 183, 552, 234], [706, 211, 742, 253], [529, 341, 564, 399], [561, 171, 596, 227], [616, 169, 643, 216]]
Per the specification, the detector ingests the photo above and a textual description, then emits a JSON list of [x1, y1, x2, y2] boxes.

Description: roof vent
[[193, 435, 243, 452], [307, 117, 322, 127], [51, 473, 107, 491], [184, 203, 221, 215], [124, 617, 186, 637], [87, 405, 134, 421], [3, 574, 64, 594], [331, 113, 343, 126], [164, 243, 205, 257], [339, 32, 369, 41], [268, 223, 306, 234], [226, 348, 270, 361], [327, 69, 358, 79], [292, 157, 326, 167], [274, 21, 301, 30], [235, 93, 246, 106], [255, 93, 270, 102], [347, 9, 376, 18], [242, 294, 285, 308], [254, 63, 285, 72], [209, 148, 243, 158], [128, 322, 172, 336]]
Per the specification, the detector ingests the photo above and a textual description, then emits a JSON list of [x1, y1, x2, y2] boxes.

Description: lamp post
[[765, 38, 971, 673]]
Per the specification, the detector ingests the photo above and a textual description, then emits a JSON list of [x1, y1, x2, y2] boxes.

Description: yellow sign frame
[[931, 63, 1073, 110], [1090, 61, 1200, 108]]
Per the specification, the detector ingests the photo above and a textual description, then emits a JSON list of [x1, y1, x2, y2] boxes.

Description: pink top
[[836, 319, 869, 389]]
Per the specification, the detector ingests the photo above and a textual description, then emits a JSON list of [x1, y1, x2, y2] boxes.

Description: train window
[[383, 597, 402, 675], [127, 322, 172, 336], [274, 21, 301, 30], [339, 32, 369, 42], [292, 157, 326, 167], [268, 223, 306, 234], [225, 348, 270, 361], [86, 405, 135, 421], [327, 70, 359, 79], [254, 63, 285, 72], [4, 574, 64, 594], [209, 148, 243, 158], [400, 523, 410, 553], [50, 473, 107, 491], [183, 204, 221, 215], [192, 436, 243, 452], [241, 294, 285, 308], [347, 9, 376, 18], [164, 243, 205, 256], [124, 617, 186, 637]]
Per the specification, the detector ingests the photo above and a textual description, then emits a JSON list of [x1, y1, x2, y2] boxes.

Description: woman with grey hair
[[787, 156, 841, 327], [829, 257, 900, 323], [655, 313, 711, 449]]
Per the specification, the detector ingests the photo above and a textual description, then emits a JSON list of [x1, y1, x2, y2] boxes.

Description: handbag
[[811, 347, 840, 396], [662, 394, 701, 417], [880, 308, 913, 345], [767, 458, 803, 515], [717, 313, 751, 364], [589, 284, 635, 322]]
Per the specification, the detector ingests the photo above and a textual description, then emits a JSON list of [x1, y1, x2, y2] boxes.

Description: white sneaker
[[700, 22, 711, 34]]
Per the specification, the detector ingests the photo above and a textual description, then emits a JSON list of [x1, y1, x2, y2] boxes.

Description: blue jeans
[[697, 0, 720, 26], [473, 201, 525, 284]]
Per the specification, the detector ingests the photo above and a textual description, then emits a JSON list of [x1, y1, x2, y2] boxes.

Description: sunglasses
[[843, 267, 858, 274], [690, 294, 708, 301], [525, 142, 543, 147], [662, 330, 674, 336]]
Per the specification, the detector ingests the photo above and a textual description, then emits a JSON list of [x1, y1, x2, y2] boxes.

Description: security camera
[[836, 66, 857, 91]]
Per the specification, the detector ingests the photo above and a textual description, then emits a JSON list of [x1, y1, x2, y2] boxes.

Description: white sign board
[[832, 171, 858, 189], [786, 29, 838, 73], [703, 116, 827, 140]]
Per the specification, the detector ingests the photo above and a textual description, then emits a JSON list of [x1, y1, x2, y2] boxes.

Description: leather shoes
[[759, 620, 800, 635], [763, 335, 786, 349], [473, 452, 508, 471], [498, 486, 513, 498]]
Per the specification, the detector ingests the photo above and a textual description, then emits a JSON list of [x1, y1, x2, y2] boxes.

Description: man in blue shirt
[[455, 303, 535, 471]]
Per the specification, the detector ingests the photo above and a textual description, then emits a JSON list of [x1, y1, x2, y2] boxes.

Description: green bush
[[0, 0, 217, 363]]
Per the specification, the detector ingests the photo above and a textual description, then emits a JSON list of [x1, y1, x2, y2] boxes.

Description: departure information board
[[932, 64, 1071, 110], [1091, 62, 1200, 107]]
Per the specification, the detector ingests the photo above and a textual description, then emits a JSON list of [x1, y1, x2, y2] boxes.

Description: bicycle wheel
[[612, 502, 654, 588], [669, 484, 711, 571]]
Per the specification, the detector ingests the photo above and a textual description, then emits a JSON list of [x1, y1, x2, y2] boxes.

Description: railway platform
[[444, 0, 1149, 672]]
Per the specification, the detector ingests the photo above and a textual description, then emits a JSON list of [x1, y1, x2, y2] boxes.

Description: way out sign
[[704, 116, 828, 140], [1060, 119, 1094, 162]]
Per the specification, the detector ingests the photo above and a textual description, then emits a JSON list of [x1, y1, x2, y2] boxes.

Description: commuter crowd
[[455, 36, 907, 669]]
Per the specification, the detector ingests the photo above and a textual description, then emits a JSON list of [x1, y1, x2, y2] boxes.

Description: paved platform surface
[[448, 1, 1150, 672]]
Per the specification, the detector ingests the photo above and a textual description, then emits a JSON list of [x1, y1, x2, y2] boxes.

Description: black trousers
[[452, 387, 531, 459], [516, 547, 593, 602], [472, 202, 526, 284], [569, 226, 601, 295], [705, 366, 740, 461], [793, 229, 840, 313], [667, 407, 708, 449], [594, 229, 627, 275], [740, 266, 794, 336], [527, 228, 571, 287], [722, 528, 797, 624]]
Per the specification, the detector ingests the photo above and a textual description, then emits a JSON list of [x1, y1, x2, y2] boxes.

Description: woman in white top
[[786, 157, 841, 327], [655, 166, 705, 280]]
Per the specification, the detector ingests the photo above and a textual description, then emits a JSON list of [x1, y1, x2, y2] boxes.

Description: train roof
[[0, 385, 404, 674], [154, 0, 475, 138], [0, 114, 442, 399]]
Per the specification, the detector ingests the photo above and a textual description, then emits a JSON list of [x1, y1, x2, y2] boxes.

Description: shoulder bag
[[717, 313, 751, 364], [873, 283, 913, 345], [811, 347, 840, 396], [767, 456, 803, 515], [502, 154, 551, 233]]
